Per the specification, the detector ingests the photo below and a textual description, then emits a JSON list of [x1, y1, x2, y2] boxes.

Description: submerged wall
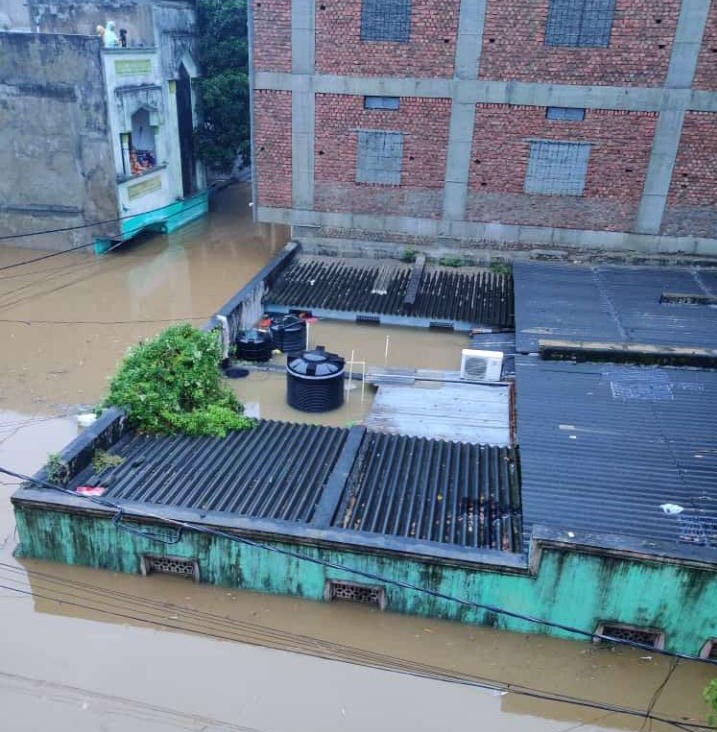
[[13, 504, 717, 656], [0, 32, 118, 251]]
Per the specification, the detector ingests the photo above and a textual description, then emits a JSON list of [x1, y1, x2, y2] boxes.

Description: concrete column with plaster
[[442, 0, 487, 222], [291, 0, 315, 209], [635, 0, 711, 234]]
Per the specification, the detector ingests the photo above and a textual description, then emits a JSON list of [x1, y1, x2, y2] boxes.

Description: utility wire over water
[[3, 466, 717, 673], [0, 561, 709, 732]]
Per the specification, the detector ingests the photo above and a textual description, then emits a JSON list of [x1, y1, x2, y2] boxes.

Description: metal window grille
[[364, 96, 400, 111], [596, 623, 664, 649], [356, 130, 404, 185], [546, 106, 586, 121], [326, 580, 386, 609], [545, 0, 616, 48], [142, 554, 199, 581], [360, 0, 411, 42], [524, 141, 590, 196]]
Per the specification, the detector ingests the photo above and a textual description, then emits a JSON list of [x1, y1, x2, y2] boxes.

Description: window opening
[[364, 96, 400, 110], [360, 0, 411, 42], [129, 107, 157, 175], [545, 0, 616, 48], [356, 130, 404, 185], [524, 140, 590, 196], [546, 107, 586, 121]]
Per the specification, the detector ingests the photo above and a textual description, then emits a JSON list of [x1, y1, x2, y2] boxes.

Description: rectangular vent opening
[[596, 622, 664, 649], [356, 314, 380, 325], [326, 580, 386, 609], [429, 320, 455, 331], [660, 292, 717, 306], [142, 555, 199, 582]]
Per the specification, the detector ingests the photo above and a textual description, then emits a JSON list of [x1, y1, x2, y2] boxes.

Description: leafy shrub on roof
[[104, 323, 253, 437]]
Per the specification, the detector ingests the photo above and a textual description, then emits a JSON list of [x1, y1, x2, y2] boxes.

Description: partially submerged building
[[0, 0, 207, 251], [11, 245, 717, 656], [248, 0, 717, 257]]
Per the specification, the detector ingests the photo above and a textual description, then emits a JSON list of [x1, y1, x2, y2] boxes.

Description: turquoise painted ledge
[[94, 190, 209, 254]]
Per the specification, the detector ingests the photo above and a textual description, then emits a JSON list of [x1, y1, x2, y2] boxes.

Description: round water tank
[[287, 346, 345, 413], [236, 329, 273, 362], [270, 315, 307, 353]]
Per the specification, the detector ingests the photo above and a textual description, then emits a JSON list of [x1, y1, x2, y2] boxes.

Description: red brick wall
[[314, 94, 451, 217], [693, 2, 717, 90], [252, 0, 291, 73], [466, 105, 657, 231], [479, 0, 680, 87], [315, 0, 460, 77], [662, 111, 717, 237], [254, 90, 292, 208]]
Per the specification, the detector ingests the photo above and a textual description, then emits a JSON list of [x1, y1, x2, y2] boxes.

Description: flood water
[[0, 184, 714, 732]]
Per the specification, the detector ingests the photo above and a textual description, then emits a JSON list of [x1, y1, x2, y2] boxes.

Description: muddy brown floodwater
[[0, 184, 714, 732]]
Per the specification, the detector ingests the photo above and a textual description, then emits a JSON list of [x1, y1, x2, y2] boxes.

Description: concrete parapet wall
[[12, 504, 717, 656]]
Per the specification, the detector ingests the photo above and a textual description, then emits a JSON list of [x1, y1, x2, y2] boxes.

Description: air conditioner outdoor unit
[[460, 349, 503, 382]]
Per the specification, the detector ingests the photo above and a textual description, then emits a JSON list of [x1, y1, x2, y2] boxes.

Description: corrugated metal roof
[[514, 261, 717, 353], [471, 332, 516, 378], [69, 421, 348, 523], [265, 257, 514, 328], [333, 431, 522, 551], [515, 355, 717, 549]]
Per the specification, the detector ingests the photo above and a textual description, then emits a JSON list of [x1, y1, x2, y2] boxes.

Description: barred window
[[356, 130, 404, 185], [524, 141, 591, 196], [545, 0, 616, 48], [360, 0, 411, 42], [364, 96, 401, 111], [546, 107, 586, 121]]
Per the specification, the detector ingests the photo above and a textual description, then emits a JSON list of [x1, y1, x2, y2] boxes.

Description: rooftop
[[513, 261, 717, 354], [264, 255, 514, 331], [516, 356, 717, 549], [22, 420, 524, 563]]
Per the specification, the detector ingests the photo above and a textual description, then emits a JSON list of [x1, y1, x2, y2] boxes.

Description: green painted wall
[[14, 505, 717, 655]]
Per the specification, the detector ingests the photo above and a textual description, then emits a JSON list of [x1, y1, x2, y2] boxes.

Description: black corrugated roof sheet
[[514, 261, 717, 353], [515, 356, 717, 549], [265, 257, 514, 328], [69, 421, 349, 524], [63, 420, 523, 554], [333, 431, 522, 551]]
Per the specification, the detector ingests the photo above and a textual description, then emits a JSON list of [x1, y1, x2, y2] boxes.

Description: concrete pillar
[[442, 0, 487, 223], [635, 0, 711, 234], [291, 0, 315, 209]]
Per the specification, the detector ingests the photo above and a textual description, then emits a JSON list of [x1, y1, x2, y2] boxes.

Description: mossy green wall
[[14, 505, 717, 655]]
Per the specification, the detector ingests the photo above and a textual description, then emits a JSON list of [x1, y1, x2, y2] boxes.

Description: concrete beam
[[455, 0, 487, 79], [256, 72, 717, 113], [290, 0, 315, 208], [442, 0, 487, 221], [255, 205, 717, 257], [635, 109, 686, 235], [665, 0, 712, 89], [635, 0, 712, 234]]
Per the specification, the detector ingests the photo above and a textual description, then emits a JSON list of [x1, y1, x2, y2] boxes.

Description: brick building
[[248, 0, 717, 256]]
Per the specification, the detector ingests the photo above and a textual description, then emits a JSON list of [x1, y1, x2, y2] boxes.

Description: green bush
[[705, 679, 717, 727], [104, 324, 253, 437], [438, 256, 464, 268]]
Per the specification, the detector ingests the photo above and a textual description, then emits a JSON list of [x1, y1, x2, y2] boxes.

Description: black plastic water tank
[[235, 329, 273, 362], [287, 346, 345, 413], [270, 315, 307, 353]]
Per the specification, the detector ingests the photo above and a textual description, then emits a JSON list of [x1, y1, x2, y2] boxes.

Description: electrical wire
[[0, 197, 213, 246], [0, 562, 709, 731], [3, 465, 717, 673], [0, 317, 210, 326]]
